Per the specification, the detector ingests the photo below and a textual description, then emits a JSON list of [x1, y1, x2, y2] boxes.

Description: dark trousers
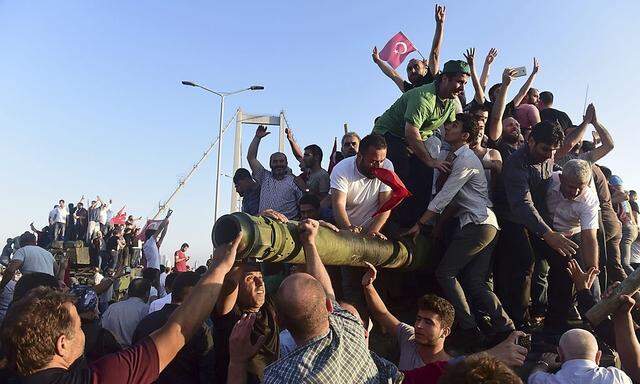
[[493, 219, 535, 326], [436, 223, 513, 331], [603, 210, 626, 283], [530, 233, 600, 328], [53, 222, 66, 241], [384, 133, 433, 227]]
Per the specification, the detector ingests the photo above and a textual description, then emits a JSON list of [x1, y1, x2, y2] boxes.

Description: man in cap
[[373, 59, 469, 227]]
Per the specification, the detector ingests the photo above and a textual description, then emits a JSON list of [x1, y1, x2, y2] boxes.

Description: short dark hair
[[141, 267, 159, 281], [468, 103, 490, 114], [359, 134, 387, 154], [599, 165, 612, 180], [299, 194, 321, 209], [438, 354, 523, 384], [304, 144, 323, 164], [456, 113, 481, 144], [488, 83, 501, 97], [19, 231, 37, 246], [530, 121, 564, 147], [417, 294, 455, 329], [195, 266, 207, 275], [1, 287, 76, 375], [539, 91, 553, 105], [630, 190, 637, 198], [128, 278, 151, 299], [14, 272, 60, 302], [181, 242, 189, 249], [165, 272, 179, 292], [171, 271, 200, 303], [233, 168, 253, 184]]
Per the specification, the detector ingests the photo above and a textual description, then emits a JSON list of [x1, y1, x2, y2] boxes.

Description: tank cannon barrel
[[211, 212, 430, 270]]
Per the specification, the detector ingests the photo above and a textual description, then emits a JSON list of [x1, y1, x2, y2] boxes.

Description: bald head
[[276, 273, 330, 343], [559, 329, 599, 362]]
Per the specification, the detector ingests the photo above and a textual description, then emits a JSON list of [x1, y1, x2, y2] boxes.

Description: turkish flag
[[328, 137, 338, 174], [110, 206, 127, 225], [379, 32, 416, 69], [370, 167, 411, 217]]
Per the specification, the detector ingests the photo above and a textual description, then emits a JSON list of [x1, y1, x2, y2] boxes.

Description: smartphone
[[516, 334, 532, 351], [513, 66, 527, 78]]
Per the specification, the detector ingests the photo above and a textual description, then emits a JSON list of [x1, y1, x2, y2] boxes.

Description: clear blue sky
[[2, 1, 639, 267]]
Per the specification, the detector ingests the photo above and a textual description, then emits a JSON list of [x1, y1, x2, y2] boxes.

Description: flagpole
[[414, 49, 427, 61]]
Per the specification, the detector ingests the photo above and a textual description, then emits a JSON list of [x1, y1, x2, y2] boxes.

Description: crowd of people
[[2, 4, 640, 384]]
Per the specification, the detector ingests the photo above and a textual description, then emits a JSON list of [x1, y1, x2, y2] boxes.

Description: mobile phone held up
[[513, 66, 527, 78]]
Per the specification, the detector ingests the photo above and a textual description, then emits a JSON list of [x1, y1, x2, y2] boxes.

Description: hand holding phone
[[513, 66, 527, 78]]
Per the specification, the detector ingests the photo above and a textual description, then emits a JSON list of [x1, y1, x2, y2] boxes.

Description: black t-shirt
[[211, 296, 280, 384], [402, 69, 435, 93], [133, 304, 214, 384], [540, 107, 573, 130], [105, 236, 119, 253]]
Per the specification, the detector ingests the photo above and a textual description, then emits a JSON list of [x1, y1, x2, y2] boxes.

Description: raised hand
[[229, 314, 266, 364], [502, 67, 518, 86], [463, 48, 476, 67], [532, 57, 540, 74], [211, 231, 243, 271], [566, 259, 599, 291], [435, 4, 446, 24], [285, 127, 294, 141], [255, 125, 270, 139], [583, 103, 596, 125], [299, 218, 320, 245], [361, 261, 378, 287], [372, 46, 381, 63], [485, 48, 498, 65]]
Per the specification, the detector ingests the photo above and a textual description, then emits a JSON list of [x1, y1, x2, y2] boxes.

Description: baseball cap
[[610, 175, 624, 186], [442, 60, 471, 76]]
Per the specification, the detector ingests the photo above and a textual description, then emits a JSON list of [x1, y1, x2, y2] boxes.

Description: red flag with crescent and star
[[378, 32, 416, 69], [370, 167, 412, 217]]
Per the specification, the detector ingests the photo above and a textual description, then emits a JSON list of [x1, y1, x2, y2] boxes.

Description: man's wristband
[[535, 361, 550, 370]]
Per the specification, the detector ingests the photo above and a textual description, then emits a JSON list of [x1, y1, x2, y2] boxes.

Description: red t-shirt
[[22, 337, 159, 384], [174, 251, 187, 272], [402, 361, 448, 384]]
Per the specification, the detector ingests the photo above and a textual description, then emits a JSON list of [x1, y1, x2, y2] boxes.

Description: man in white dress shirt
[[529, 328, 632, 384], [404, 113, 513, 342]]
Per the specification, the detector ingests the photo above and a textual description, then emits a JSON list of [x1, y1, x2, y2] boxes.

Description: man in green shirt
[[373, 60, 470, 227]]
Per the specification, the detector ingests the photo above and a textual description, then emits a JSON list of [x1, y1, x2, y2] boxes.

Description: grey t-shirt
[[397, 322, 424, 371], [12, 245, 55, 275]]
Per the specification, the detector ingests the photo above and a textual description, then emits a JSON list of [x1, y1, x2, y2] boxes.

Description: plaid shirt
[[263, 303, 403, 383]]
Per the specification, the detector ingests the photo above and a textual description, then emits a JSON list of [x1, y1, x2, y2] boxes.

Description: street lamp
[[181, 80, 264, 222]]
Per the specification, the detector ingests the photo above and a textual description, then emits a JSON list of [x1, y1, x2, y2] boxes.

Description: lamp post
[[181, 81, 264, 221]]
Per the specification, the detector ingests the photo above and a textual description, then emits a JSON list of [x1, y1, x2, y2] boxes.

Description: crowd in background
[[2, 4, 640, 384]]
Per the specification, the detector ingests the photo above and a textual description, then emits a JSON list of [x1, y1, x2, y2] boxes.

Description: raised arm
[[556, 103, 594, 160], [247, 125, 270, 175], [512, 58, 540, 108], [154, 210, 172, 247], [487, 68, 517, 141], [588, 106, 615, 163], [479, 48, 498, 90], [299, 219, 336, 300], [362, 262, 400, 335], [77, 195, 85, 207], [428, 4, 446, 75], [150, 232, 241, 373], [214, 266, 241, 316], [614, 295, 640, 383], [285, 128, 304, 162], [463, 48, 485, 104], [372, 47, 405, 92]]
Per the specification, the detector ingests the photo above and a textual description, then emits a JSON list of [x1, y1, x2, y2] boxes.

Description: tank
[[211, 212, 431, 270]]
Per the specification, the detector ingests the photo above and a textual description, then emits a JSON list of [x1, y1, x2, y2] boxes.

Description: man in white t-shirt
[[542, 159, 601, 322], [330, 133, 393, 321], [52, 199, 68, 241], [0, 232, 57, 292], [142, 210, 171, 291]]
